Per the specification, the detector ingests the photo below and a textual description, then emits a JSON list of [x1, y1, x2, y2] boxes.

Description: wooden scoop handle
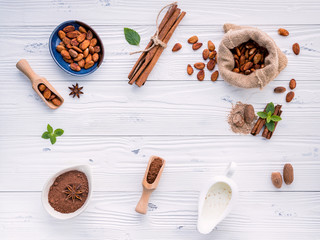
[[135, 188, 152, 214], [16, 59, 41, 84]]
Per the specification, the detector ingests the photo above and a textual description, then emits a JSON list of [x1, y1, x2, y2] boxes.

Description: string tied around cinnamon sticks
[[130, 2, 177, 55], [128, 2, 186, 87]]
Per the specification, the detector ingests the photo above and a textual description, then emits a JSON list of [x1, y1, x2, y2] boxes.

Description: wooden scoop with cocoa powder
[[135, 156, 165, 214], [16, 59, 64, 109]]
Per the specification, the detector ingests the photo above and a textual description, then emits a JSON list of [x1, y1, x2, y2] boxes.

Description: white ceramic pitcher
[[197, 162, 238, 234]]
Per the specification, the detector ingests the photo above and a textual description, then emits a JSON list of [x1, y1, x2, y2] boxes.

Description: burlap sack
[[217, 23, 288, 89]]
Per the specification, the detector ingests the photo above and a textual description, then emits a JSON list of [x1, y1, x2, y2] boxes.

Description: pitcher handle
[[225, 162, 237, 178]]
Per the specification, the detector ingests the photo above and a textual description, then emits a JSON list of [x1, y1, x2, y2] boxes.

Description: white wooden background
[[0, 0, 320, 239]]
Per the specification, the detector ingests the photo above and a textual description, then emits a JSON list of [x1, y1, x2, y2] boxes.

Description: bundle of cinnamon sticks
[[128, 3, 186, 87], [251, 104, 282, 139]]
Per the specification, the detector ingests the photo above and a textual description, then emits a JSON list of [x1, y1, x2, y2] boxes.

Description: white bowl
[[41, 165, 92, 220]]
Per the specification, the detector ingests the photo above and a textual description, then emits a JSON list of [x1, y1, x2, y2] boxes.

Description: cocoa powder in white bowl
[[42, 165, 92, 220]]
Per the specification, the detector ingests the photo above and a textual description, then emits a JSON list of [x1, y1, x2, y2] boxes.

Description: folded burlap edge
[[217, 23, 288, 89]]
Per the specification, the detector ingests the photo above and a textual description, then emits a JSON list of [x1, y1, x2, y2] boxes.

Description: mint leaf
[[271, 115, 282, 122], [54, 129, 64, 136], [124, 28, 140, 46], [42, 124, 64, 144], [257, 112, 267, 118], [50, 135, 56, 145], [47, 124, 53, 133], [266, 121, 275, 132], [42, 132, 51, 139], [265, 112, 272, 123], [266, 116, 271, 123], [266, 102, 275, 114]]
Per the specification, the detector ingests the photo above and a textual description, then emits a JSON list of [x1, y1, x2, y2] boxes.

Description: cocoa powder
[[48, 170, 89, 214], [147, 158, 163, 184], [228, 102, 257, 134]]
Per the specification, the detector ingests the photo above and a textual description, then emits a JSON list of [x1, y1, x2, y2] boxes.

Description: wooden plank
[[0, 81, 319, 136], [0, 191, 319, 239], [0, 136, 319, 191], [1, 0, 320, 25], [0, 25, 319, 82]]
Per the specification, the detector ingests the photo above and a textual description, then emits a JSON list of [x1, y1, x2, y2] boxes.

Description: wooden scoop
[[16, 59, 64, 109], [135, 156, 166, 214]]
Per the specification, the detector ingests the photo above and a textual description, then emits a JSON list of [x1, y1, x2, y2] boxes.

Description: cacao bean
[[84, 61, 94, 69]]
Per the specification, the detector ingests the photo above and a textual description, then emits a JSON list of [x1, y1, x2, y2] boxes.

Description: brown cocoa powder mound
[[48, 170, 89, 214], [147, 158, 163, 184], [228, 102, 257, 134]]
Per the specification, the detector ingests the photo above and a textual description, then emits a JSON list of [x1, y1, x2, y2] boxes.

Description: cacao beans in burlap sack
[[217, 23, 288, 89]]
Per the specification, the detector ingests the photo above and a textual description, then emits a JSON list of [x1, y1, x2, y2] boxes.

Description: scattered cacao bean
[[286, 91, 294, 102], [208, 40, 215, 51], [197, 70, 205, 81], [172, 43, 182, 52], [211, 71, 219, 82], [289, 79, 296, 90], [192, 42, 202, 50], [188, 36, 198, 44], [278, 28, 289, 36], [271, 172, 282, 188], [194, 62, 205, 70], [202, 49, 209, 60], [274, 87, 286, 93], [207, 59, 216, 71], [187, 64, 193, 75], [292, 43, 300, 55], [283, 163, 294, 185]]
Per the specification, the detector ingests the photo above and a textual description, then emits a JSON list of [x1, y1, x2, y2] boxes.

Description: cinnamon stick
[[262, 105, 282, 138], [251, 105, 267, 136], [129, 8, 181, 85], [266, 110, 282, 139], [135, 11, 186, 87], [128, 4, 177, 81]]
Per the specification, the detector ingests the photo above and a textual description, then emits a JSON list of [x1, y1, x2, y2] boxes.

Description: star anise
[[69, 83, 84, 98], [63, 184, 83, 202]]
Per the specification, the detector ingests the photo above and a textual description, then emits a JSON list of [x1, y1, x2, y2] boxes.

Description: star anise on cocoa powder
[[63, 184, 83, 202], [69, 83, 83, 98]]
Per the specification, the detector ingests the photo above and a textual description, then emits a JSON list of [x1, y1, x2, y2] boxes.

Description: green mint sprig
[[42, 124, 64, 145], [124, 28, 140, 46], [257, 102, 282, 132]]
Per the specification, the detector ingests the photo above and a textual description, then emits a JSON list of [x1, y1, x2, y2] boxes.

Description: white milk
[[198, 182, 232, 228]]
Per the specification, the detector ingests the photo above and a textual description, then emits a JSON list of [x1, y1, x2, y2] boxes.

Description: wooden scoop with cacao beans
[[16, 59, 64, 109]]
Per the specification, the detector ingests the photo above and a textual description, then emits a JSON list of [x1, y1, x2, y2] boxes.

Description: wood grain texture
[[0, 136, 319, 191], [0, 25, 319, 81], [1, 0, 320, 25], [0, 191, 319, 239], [1, 0, 320, 239], [1, 81, 319, 136]]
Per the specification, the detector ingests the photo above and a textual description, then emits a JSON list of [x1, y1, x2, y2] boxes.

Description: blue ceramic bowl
[[49, 20, 104, 76]]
